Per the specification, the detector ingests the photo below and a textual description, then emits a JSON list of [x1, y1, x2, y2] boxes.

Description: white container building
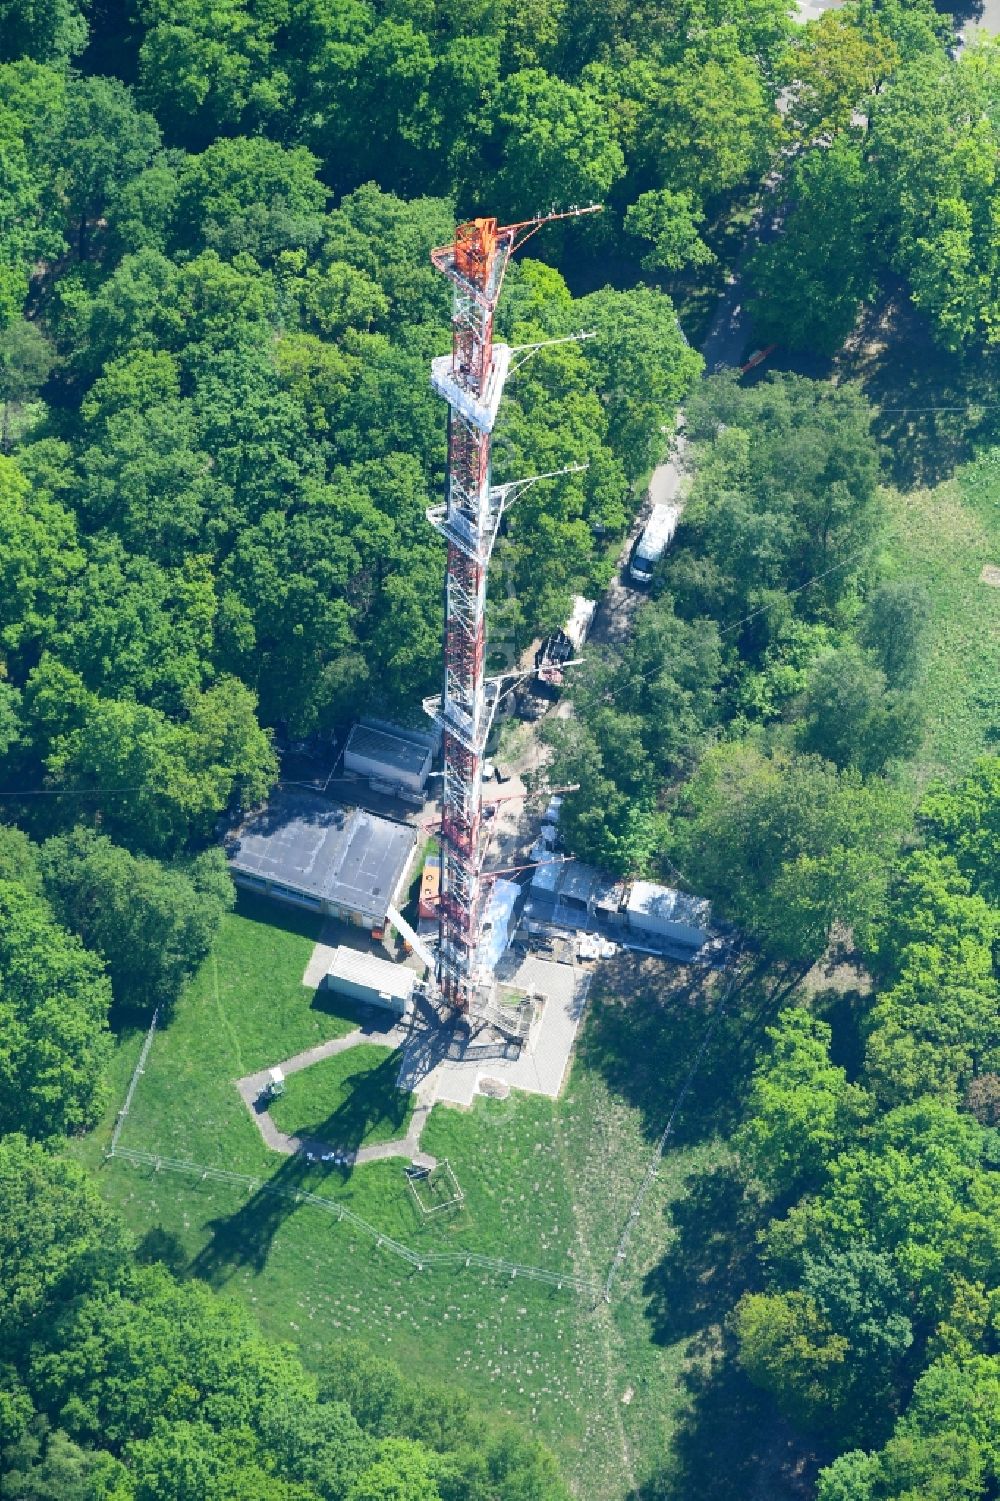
[[626, 881, 711, 948], [325, 946, 416, 1018]]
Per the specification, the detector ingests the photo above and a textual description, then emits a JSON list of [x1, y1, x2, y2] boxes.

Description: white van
[[629, 502, 681, 585]]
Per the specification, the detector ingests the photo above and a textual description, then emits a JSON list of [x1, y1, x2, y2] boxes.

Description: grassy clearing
[[105, 893, 358, 1171], [883, 451, 1000, 786], [87, 894, 795, 1498], [270, 1044, 414, 1147]]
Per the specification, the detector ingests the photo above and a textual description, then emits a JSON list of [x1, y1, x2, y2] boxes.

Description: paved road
[[592, 166, 770, 648], [794, 0, 844, 21], [591, 428, 689, 645], [958, 0, 1000, 41]]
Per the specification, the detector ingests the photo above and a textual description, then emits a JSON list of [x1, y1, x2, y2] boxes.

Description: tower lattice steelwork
[[425, 209, 598, 1018]]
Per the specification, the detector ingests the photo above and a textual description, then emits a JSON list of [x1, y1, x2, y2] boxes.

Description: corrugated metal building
[[529, 859, 626, 925], [626, 881, 711, 948], [325, 946, 416, 1017], [344, 722, 433, 799]]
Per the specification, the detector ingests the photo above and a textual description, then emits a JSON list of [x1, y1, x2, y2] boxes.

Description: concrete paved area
[[239, 944, 593, 1168], [407, 957, 592, 1108]]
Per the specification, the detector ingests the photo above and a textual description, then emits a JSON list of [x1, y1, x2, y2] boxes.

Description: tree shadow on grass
[[578, 954, 791, 1146], [233, 889, 324, 942], [810, 985, 871, 1083], [136, 1226, 188, 1274], [837, 280, 1000, 490], [643, 1160, 761, 1347], [631, 1342, 827, 1501], [634, 1120, 829, 1498]]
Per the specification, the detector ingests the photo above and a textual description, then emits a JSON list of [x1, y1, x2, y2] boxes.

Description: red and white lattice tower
[[425, 209, 598, 1016]]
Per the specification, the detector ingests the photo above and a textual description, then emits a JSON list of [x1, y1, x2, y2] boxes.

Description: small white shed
[[626, 881, 711, 949], [325, 946, 416, 1017]]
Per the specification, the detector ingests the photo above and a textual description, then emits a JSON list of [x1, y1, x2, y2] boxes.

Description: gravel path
[[235, 1019, 438, 1168]]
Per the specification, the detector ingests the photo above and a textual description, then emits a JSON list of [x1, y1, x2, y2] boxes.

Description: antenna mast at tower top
[[424, 205, 600, 1022]]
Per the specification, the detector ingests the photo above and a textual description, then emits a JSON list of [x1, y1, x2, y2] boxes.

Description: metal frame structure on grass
[[424, 207, 599, 1022], [405, 1157, 466, 1216]]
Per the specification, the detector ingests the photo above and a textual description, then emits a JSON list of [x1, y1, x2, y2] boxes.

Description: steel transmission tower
[[425, 208, 599, 1018]]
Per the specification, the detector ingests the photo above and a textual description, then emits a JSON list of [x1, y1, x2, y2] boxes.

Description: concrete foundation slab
[[409, 956, 591, 1107]]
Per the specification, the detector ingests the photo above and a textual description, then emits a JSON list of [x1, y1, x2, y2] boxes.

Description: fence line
[[110, 1008, 160, 1154], [601, 947, 745, 1302], [108, 954, 742, 1307], [107, 1145, 600, 1298]]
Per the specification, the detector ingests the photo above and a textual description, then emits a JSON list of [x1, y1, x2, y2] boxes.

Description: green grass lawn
[[99, 893, 359, 1172], [270, 1044, 414, 1148], [87, 895, 782, 1499], [884, 450, 1000, 785]]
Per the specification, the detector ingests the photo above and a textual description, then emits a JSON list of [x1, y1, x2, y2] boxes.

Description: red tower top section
[[453, 217, 500, 288], [431, 209, 601, 399]]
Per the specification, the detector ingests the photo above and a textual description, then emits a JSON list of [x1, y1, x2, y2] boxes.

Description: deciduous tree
[[40, 828, 233, 1013], [0, 883, 112, 1138]]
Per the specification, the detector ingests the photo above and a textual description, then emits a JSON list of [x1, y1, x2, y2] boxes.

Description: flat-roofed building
[[227, 789, 417, 932], [344, 722, 433, 800], [626, 880, 711, 949], [325, 945, 416, 1017]]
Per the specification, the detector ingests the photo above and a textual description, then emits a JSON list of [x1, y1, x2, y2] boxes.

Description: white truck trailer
[[629, 502, 682, 585]]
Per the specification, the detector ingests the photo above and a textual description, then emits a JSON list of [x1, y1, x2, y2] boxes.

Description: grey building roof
[[593, 873, 627, 913], [327, 946, 415, 1002], [229, 791, 416, 925], [346, 723, 430, 778], [529, 858, 625, 914], [558, 862, 602, 907], [530, 858, 564, 897], [626, 880, 711, 930]]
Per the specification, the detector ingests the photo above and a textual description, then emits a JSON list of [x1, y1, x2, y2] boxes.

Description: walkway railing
[[108, 950, 743, 1307], [107, 1143, 600, 1297]]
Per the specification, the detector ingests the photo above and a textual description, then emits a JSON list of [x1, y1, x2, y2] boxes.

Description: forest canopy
[[1, 0, 999, 1496]]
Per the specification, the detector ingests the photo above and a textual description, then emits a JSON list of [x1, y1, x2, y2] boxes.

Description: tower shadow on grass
[[188, 1057, 415, 1286], [188, 1150, 323, 1285], [269, 1049, 414, 1149]]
